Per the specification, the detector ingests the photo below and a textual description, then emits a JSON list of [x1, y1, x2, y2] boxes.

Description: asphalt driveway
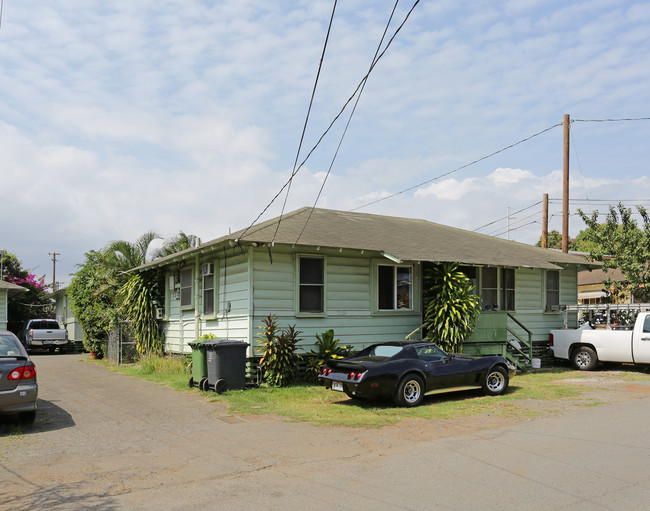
[[2, 353, 650, 510]]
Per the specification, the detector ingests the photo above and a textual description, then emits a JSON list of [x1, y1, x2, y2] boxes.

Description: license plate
[[331, 381, 343, 392], [43, 341, 55, 345]]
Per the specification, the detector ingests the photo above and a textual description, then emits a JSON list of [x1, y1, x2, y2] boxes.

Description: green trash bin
[[188, 340, 209, 390]]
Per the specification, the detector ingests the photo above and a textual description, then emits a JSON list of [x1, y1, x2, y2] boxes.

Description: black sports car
[[318, 340, 515, 407]]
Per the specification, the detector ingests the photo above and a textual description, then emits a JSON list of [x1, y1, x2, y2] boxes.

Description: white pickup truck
[[19, 319, 69, 353], [550, 311, 650, 370]]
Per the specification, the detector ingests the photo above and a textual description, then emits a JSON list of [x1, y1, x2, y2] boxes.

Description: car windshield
[[0, 334, 22, 357], [367, 345, 403, 358]]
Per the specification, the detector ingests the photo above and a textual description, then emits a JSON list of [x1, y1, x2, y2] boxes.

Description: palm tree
[[103, 230, 162, 274], [151, 231, 198, 259]]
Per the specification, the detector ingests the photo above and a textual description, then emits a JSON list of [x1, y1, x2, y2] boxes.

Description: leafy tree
[[535, 230, 564, 250], [67, 250, 120, 358], [2, 252, 53, 334], [103, 230, 162, 281], [423, 263, 482, 353], [151, 231, 198, 259], [578, 203, 650, 302]]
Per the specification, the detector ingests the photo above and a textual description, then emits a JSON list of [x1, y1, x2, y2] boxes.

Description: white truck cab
[[550, 311, 650, 370]]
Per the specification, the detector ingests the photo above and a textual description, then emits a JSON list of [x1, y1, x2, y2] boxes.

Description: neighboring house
[[578, 268, 630, 304], [134, 207, 598, 367], [51, 287, 84, 345], [0, 280, 27, 330]]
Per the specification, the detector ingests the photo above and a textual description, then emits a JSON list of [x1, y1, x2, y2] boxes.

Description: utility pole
[[562, 114, 570, 253], [542, 193, 549, 248], [49, 252, 60, 290]]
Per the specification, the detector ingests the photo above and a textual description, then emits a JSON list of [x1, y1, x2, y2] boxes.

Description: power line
[[272, 0, 339, 245], [573, 117, 650, 123], [473, 201, 541, 232], [239, 0, 421, 242], [351, 122, 563, 211], [294, 0, 404, 245]]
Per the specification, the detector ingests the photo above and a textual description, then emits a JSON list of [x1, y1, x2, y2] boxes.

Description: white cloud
[[1, 0, 649, 285]]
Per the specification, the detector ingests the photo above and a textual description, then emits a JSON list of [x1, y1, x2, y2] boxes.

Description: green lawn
[[87, 356, 650, 428]]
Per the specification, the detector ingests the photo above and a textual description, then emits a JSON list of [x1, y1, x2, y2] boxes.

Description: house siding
[[157, 243, 581, 358], [250, 247, 422, 353], [0, 290, 7, 330]]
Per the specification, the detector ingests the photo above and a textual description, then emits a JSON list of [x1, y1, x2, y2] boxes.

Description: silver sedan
[[0, 330, 38, 424]]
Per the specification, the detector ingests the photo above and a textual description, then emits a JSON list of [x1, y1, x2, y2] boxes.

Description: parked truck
[[19, 319, 69, 353], [550, 308, 650, 370]]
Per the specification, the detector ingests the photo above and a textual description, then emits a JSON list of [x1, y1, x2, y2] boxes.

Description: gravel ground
[[2, 353, 649, 510]]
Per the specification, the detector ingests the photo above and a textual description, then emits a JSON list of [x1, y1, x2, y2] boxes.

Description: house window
[[481, 268, 498, 310], [299, 257, 324, 313], [546, 270, 560, 307], [203, 274, 215, 315], [502, 268, 515, 311], [378, 265, 413, 310], [180, 268, 193, 307], [481, 268, 515, 311]]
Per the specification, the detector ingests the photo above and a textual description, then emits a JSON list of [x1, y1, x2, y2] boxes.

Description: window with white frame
[[203, 273, 215, 315], [546, 270, 560, 308], [180, 268, 193, 307], [299, 257, 324, 313], [378, 265, 413, 310]]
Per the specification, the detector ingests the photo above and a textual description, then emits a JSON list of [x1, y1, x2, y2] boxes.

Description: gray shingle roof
[[137, 207, 597, 271]]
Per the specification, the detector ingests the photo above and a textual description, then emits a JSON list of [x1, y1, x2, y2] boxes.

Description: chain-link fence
[[106, 321, 138, 365]]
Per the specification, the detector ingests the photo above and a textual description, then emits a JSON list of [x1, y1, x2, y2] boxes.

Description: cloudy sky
[[2, 0, 649, 287]]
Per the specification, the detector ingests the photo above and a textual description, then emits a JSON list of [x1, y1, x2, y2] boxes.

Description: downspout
[[194, 254, 201, 340]]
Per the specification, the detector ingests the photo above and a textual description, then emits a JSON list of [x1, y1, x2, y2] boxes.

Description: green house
[[135, 207, 597, 367], [0, 280, 27, 331]]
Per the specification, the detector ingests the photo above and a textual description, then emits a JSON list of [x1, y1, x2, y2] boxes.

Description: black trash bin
[[203, 339, 249, 393]]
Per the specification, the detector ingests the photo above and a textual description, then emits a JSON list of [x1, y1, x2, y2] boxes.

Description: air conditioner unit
[[155, 308, 165, 320], [201, 263, 214, 276]]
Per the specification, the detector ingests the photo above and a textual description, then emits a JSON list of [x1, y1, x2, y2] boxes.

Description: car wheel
[[394, 375, 425, 407], [572, 346, 597, 371], [19, 411, 36, 425], [483, 366, 509, 396]]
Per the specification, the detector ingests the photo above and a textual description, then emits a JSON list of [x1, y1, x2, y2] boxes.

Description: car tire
[[572, 346, 597, 371], [19, 411, 36, 425], [483, 366, 509, 396], [394, 374, 425, 407]]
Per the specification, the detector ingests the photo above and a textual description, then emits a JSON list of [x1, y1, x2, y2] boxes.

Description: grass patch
[[89, 355, 191, 392], [90, 358, 650, 428]]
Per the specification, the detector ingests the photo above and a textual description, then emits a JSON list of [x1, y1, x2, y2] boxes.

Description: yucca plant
[[424, 263, 481, 353], [119, 273, 163, 355], [257, 314, 302, 387], [304, 329, 352, 383]]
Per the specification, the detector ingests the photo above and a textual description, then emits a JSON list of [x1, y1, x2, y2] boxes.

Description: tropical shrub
[[119, 272, 164, 355], [257, 314, 302, 387], [304, 329, 352, 383], [423, 263, 481, 353]]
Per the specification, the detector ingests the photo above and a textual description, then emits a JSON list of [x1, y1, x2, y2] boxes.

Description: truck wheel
[[572, 346, 597, 371]]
